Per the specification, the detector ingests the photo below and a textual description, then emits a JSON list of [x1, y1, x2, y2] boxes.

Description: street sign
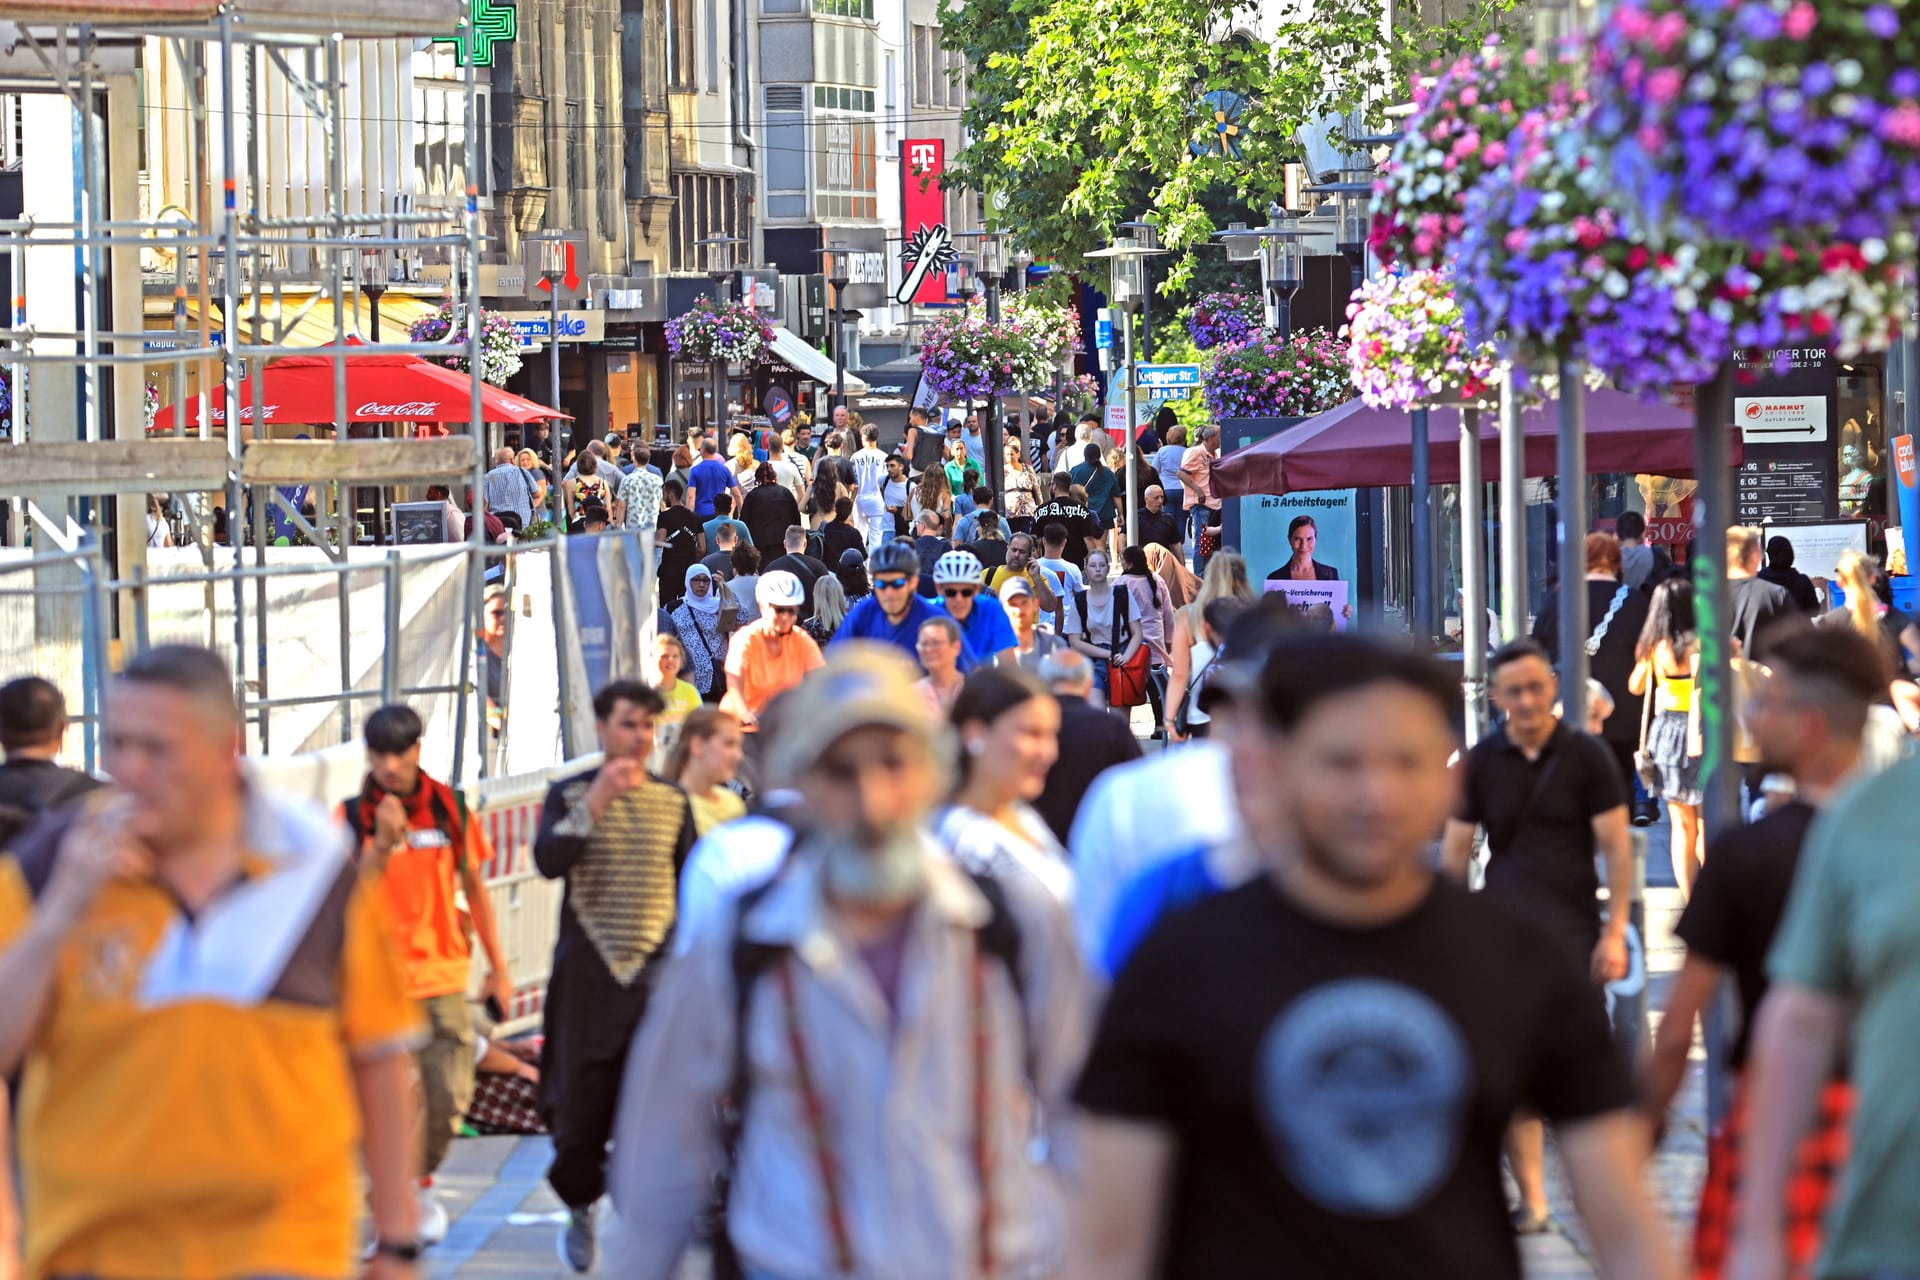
[[1146, 387, 1189, 402], [1136, 362, 1203, 390], [1094, 309, 1113, 351], [523, 233, 588, 301]]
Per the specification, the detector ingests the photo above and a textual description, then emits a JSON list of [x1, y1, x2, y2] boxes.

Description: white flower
[[1863, 237, 1888, 264], [1835, 60, 1863, 88], [1775, 285, 1808, 313], [1674, 287, 1698, 313], [1833, 93, 1859, 118], [1691, 31, 1720, 62], [1603, 272, 1630, 299], [1726, 54, 1763, 83], [1541, 191, 1567, 213]]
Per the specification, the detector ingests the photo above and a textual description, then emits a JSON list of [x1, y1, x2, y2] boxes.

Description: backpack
[[708, 860, 1028, 1280], [341, 781, 467, 866]]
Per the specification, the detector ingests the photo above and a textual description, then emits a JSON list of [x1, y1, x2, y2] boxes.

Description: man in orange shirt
[[344, 704, 512, 1246], [0, 645, 422, 1280], [720, 569, 825, 736]]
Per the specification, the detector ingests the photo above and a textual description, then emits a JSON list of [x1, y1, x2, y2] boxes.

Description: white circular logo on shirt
[[1257, 978, 1470, 1217]]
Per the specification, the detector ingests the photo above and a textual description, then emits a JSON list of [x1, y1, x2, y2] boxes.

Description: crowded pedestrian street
[[3, 0, 1920, 1277]]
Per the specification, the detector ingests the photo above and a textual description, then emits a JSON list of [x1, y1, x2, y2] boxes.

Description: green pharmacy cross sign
[[434, 0, 517, 67]]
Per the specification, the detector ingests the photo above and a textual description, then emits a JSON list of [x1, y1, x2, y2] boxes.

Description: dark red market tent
[[1214, 386, 1741, 497], [150, 351, 571, 433]]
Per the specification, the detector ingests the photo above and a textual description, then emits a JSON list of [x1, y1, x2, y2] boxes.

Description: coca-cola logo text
[[357, 400, 441, 418], [207, 405, 278, 422]]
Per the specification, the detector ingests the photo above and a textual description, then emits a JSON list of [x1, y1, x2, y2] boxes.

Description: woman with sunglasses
[[913, 615, 968, 718], [932, 549, 1019, 672], [824, 538, 938, 665]]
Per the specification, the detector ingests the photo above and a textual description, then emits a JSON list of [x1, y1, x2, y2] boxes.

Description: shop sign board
[[1735, 395, 1828, 442]]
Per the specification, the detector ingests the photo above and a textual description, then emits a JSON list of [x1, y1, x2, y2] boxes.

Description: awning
[[1213, 386, 1741, 498], [229, 291, 444, 349], [767, 325, 869, 395]]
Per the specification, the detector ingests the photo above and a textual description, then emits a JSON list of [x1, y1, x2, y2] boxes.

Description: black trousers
[[542, 945, 656, 1209]]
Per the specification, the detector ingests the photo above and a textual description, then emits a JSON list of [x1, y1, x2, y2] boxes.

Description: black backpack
[[707, 860, 1028, 1280]]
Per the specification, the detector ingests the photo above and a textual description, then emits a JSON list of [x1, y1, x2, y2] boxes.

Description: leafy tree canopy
[[941, 0, 1520, 290]]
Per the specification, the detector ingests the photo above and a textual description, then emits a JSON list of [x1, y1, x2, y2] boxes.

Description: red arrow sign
[[535, 241, 582, 294]]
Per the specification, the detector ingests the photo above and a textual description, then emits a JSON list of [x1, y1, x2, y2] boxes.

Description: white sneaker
[[418, 1186, 450, 1247]]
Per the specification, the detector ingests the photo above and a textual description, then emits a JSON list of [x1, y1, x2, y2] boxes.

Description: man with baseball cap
[[605, 645, 1091, 1280], [721, 569, 825, 735]]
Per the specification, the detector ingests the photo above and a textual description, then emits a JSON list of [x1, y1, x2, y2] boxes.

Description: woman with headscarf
[[1144, 542, 1202, 612], [670, 563, 733, 703]]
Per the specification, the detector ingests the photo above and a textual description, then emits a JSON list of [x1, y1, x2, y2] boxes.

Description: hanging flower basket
[[1344, 268, 1498, 409], [1185, 286, 1264, 350], [918, 302, 1059, 401], [408, 302, 526, 388], [1371, 39, 1581, 270], [1204, 329, 1351, 420], [665, 297, 775, 365], [1590, 0, 1920, 248], [1457, 107, 1912, 388], [1002, 293, 1082, 371]]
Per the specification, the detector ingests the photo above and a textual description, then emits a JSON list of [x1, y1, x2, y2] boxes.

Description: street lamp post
[[951, 250, 979, 485], [958, 229, 1011, 511], [1213, 214, 1304, 341], [1120, 216, 1159, 362], [698, 233, 744, 435], [816, 241, 852, 415], [1087, 230, 1164, 547], [1010, 245, 1035, 463], [526, 231, 570, 526], [358, 240, 389, 344]]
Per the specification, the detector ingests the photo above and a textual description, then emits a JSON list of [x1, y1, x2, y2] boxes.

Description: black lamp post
[[815, 241, 852, 413], [526, 231, 570, 525], [1086, 230, 1163, 546], [1213, 214, 1304, 341], [697, 233, 744, 434], [358, 240, 389, 343], [1120, 215, 1160, 361]]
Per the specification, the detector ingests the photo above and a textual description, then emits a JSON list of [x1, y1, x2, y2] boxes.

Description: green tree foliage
[[943, 0, 1520, 288]]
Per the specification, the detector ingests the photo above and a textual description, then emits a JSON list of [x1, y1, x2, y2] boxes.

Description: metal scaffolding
[[0, 0, 517, 779]]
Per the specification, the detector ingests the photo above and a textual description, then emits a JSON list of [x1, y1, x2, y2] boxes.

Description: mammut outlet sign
[[1735, 395, 1828, 441]]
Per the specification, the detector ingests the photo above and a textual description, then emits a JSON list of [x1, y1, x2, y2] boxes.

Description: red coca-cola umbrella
[[1214, 385, 1741, 497], [150, 351, 570, 433]]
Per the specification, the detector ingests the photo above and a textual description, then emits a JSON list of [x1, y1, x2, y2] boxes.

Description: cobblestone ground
[[431, 815, 1708, 1279]]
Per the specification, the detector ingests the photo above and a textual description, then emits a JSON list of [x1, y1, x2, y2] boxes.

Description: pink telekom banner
[[898, 139, 952, 306]]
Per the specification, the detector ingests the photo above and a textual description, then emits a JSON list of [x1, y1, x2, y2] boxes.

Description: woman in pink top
[[913, 615, 967, 719]]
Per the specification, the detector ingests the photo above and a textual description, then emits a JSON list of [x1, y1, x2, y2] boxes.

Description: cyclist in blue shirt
[[831, 539, 939, 667], [932, 548, 1017, 671]]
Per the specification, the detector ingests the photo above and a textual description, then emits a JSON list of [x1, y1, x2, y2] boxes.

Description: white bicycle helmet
[[933, 548, 985, 586], [757, 569, 807, 609]]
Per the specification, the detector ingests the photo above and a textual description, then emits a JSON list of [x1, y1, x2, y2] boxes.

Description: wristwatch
[[372, 1239, 424, 1263]]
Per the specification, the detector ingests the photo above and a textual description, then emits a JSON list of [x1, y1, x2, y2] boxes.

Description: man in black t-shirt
[[1439, 638, 1632, 1232], [764, 524, 831, 621], [1727, 525, 1796, 661], [1030, 471, 1102, 567], [0, 678, 99, 829], [1070, 634, 1675, 1280], [1642, 621, 1883, 1276], [654, 479, 706, 607]]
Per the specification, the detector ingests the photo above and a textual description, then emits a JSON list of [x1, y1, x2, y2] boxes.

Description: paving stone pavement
[[430, 821, 1710, 1278]]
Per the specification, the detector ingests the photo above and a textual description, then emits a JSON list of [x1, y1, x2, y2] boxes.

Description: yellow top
[[660, 679, 703, 723], [1656, 666, 1694, 713], [687, 786, 748, 836], [0, 806, 419, 1280]]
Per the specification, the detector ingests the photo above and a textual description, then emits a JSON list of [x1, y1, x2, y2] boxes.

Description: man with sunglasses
[[933, 548, 1018, 672], [830, 538, 939, 666]]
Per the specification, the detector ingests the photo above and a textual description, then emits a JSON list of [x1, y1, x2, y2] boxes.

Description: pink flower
[[1882, 103, 1920, 146], [1483, 141, 1509, 166], [1783, 1, 1817, 39], [1645, 67, 1683, 104], [1650, 10, 1688, 53], [1459, 86, 1479, 107], [1505, 229, 1530, 252]]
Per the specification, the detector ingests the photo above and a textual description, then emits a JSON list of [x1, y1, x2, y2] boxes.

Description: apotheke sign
[[497, 309, 606, 347]]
